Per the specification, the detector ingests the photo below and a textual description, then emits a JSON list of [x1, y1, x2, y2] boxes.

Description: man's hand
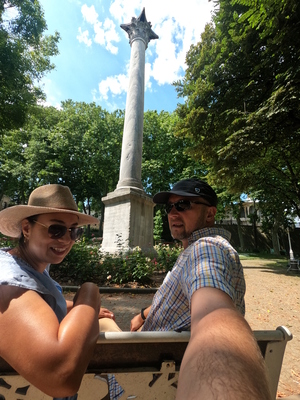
[[130, 313, 144, 331], [130, 306, 151, 331]]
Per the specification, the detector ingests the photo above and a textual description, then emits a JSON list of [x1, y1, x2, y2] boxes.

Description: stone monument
[[101, 8, 158, 253]]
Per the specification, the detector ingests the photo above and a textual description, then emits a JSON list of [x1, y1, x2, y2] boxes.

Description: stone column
[[117, 8, 158, 189], [101, 9, 158, 254]]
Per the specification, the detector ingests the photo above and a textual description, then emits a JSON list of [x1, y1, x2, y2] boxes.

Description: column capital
[[121, 8, 158, 49]]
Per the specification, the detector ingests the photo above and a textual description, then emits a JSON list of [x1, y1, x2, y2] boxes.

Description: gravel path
[[242, 259, 300, 398]]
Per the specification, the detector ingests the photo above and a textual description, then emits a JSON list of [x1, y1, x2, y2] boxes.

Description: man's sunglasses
[[165, 199, 211, 214], [33, 220, 84, 241]]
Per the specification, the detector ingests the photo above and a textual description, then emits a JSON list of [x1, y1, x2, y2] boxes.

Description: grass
[[239, 252, 290, 270], [239, 252, 288, 261]]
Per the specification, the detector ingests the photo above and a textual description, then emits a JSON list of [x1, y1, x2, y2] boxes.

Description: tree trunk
[[271, 220, 280, 255], [99, 202, 104, 237], [236, 212, 245, 252]]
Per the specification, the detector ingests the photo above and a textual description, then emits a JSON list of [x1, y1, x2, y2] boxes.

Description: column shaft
[[117, 38, 145, 190]]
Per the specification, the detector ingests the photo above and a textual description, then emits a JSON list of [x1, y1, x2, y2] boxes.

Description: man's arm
[[176, 287, 271, 400], [130, 305, 151, 331]]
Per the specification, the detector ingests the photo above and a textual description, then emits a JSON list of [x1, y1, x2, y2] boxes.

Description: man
[[129, 178, 271, 399]]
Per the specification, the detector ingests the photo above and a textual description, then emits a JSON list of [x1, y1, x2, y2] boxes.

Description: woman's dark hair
[[18, 215, 38, 248]]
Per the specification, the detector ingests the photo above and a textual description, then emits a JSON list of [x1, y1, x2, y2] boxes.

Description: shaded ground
[[64, 259, 300, 398]]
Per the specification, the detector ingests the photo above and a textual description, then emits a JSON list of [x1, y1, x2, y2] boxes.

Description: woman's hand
[[99, 307, 115, 320], [67, 299, 114, 321]]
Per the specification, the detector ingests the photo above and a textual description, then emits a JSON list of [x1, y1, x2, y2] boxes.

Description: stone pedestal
[[101, 187, 154, 253]]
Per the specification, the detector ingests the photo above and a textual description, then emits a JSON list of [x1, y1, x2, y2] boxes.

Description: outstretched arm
[[176, 287, 271, 400]]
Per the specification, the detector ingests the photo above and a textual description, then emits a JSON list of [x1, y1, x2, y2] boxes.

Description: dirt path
[[65, 258, 300, 398], [242, 259, 300, 397]]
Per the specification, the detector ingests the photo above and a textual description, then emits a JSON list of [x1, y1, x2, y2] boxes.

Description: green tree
[[174, 0, 300, 217], [153, 209, 163, 243], [0, 0, 60, 133], [24, 102, 123, 234], [142, 110, 210, 241], [0, 127, 30, 203], [142, 110, 208, 195]]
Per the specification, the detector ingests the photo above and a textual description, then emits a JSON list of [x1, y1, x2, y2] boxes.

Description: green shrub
[[98, 246, 156, 285], [50, 236, 106, 285], [153, 243, 182, 272], [0, 234, 17, 248], [153, 210, 163, 242], [1, 232, 183, 286], [51, 237, 183, 286]]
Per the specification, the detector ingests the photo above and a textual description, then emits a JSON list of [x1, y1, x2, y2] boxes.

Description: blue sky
[[38, 0, 215, 113]]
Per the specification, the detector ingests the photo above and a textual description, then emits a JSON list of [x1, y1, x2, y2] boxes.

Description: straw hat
[[0, 184, 99, 238]]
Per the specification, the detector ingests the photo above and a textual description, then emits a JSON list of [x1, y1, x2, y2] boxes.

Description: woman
[[0, 184, 110, 399]]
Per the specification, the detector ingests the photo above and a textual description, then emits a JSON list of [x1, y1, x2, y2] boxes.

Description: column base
[[101, 187, 155, 254]]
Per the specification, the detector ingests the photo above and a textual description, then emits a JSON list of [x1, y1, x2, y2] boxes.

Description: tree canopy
[[142, 110, 208, 195], [0, 0, 60, 133], [1, 103, 209, 237], [174, 0, 300, 217]]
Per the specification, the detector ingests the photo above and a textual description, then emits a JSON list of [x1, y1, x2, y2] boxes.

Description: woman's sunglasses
[[165, 199, 211, 214], [33, 220, 84, 241]]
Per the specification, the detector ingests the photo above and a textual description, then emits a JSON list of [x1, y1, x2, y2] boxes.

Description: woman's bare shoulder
[[0, 284, 28, 313]]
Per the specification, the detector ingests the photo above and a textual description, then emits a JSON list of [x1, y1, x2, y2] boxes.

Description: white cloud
[[93, 22, 105, 46], [106, 42, 118, 55], [78, 4, 120, 53], [98, 74, 129, 100], [81, 4, 98, 24], [38, 99, 63, 110], [103, 19, 120, 44], [109, 0, 141, 23], [77, 27, 92, 47], [96, 0, 214, 101]]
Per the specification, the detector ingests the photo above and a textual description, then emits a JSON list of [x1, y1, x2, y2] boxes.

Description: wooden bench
[[0, 326, 292, 399]]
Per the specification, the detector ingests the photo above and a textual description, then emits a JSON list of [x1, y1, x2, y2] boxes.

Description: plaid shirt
[[143, 226, 245, 332], [108, 226, 245, 399]]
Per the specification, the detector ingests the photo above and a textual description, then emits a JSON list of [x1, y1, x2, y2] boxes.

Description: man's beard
[[170, 227, 190, 241], [170, 213, 207, 241]]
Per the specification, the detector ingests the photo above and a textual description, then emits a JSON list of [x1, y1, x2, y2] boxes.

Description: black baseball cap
[[153, 178, 218, 207]]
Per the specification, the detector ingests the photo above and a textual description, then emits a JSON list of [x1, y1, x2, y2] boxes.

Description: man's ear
[[206, 206, 217, 223]]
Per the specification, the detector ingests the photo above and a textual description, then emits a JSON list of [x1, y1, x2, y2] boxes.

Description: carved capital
[[121, 8, 158, 49]]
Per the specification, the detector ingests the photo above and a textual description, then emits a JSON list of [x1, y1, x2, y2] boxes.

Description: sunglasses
[[165, 199, 211, 214], [33, 220, 84, 241]]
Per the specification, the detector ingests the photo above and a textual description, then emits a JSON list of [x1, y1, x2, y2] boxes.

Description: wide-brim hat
[[0, 184, 99, 238], [153, 178, 218, 207]]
